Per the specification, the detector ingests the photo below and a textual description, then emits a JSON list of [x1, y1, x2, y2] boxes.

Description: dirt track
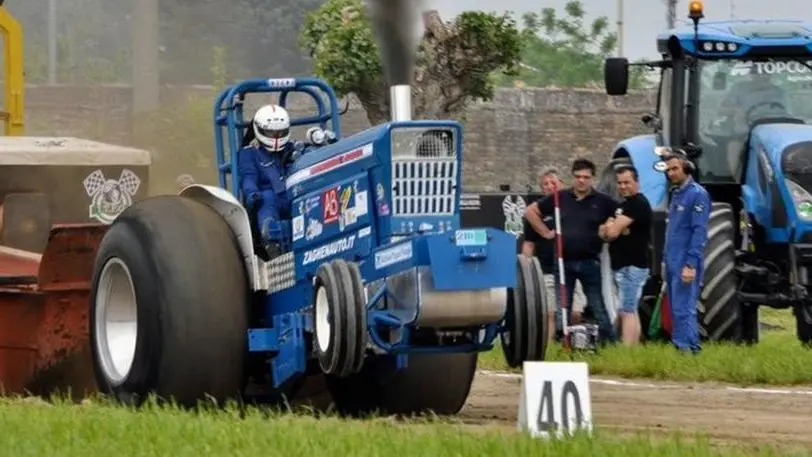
[[459, 372, 812, 449]]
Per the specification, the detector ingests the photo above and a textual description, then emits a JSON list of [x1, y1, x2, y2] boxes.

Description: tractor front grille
[[390, 127, 458, 216]]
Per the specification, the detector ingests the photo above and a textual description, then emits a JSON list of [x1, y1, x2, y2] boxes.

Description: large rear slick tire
[[699, 202, 742, 342], [89, 196, 249, 408], [501, 254, 548, 367], [326, 352, 478, 417]]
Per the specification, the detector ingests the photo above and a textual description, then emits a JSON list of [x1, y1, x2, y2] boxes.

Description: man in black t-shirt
[[599, 165, 652, 346], [525, 159, 618, 343], [521, 167, 587, 340]]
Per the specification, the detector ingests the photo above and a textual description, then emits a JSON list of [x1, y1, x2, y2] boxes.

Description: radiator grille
[[390, 127, 459, 217]]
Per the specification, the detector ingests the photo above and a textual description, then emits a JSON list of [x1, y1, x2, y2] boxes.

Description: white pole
[[616, 0, 624, 57], [132, 0, 160, 113], [48, 0, 57, 84]]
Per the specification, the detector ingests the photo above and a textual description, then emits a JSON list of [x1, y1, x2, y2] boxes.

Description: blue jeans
[[554, 258, 617, 343], [614, 266, 650, 314]]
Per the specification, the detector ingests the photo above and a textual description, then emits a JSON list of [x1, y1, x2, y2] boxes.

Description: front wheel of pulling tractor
[[501, 254, 549, 367], [312, 258, 367, 377], [316, 256, 478, 417]]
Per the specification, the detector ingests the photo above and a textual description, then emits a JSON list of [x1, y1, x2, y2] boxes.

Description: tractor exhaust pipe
[[389, 85, 412, 121], [365, 0, 423, 122]]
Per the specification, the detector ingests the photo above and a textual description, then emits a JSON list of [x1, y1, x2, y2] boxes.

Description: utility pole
[[132, 0, 160, 113], [616, 0, 624, 57], [666, 0, 677, 29], [47, 0, 56, 84]]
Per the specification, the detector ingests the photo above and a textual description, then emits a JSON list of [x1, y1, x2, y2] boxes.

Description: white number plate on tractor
[[455, 229, 487, 246]]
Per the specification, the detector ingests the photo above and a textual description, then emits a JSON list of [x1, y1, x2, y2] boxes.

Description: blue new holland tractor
[[601, 1, 812, 345], [84, 76, 549, 414]]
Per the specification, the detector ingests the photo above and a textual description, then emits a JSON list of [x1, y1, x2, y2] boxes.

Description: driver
[[720, 71, 788, 131], [239, 104, 339, 257], [714, 71, 788, 176], [238, 104, 298, 257]]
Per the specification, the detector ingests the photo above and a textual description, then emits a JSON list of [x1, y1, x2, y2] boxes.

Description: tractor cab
[[603, 1, 812, 211], [212, 77, 344, 204], [601, 0, 812, 347]]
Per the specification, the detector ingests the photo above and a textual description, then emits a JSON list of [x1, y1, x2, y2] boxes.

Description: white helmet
[[252, 104, 291, 151]]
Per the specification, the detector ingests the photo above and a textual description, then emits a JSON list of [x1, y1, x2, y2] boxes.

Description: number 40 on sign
[[517, 361, 593, 439]]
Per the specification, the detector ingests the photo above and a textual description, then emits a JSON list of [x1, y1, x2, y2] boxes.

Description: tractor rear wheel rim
[[95, 257, 138, 386], [315, 286, 331, 353]]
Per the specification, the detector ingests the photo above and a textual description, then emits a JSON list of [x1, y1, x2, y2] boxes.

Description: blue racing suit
[[238, 143, 297, 250], [663, 177, 711, 353]]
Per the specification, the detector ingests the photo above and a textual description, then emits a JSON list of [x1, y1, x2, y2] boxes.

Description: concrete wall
[[18, 84, 658, 193]]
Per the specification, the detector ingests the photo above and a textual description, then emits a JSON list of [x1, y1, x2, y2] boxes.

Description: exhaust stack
[[365, 0, 423, 122], [389, 85, 412, 121]]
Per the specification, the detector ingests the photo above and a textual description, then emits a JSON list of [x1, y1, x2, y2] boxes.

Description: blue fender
[[611, 134, 668, 209]]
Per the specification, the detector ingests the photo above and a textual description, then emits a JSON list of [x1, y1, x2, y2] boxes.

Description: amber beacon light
[[688, 1, 704, 20]]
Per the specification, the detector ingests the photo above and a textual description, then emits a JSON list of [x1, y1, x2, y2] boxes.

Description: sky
[[425, 0, 804, 61]]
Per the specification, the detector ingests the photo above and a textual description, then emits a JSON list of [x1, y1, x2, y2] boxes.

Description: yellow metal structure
[[0, 5, 24, 135]]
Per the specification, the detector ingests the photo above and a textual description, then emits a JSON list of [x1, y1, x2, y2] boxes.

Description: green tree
[[299, 0, 522, 124], [496, 1, 651, 89]]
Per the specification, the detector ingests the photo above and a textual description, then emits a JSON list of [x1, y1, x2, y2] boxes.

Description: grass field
[[479, 308, 812, 386], [0, 398, 801, 457]]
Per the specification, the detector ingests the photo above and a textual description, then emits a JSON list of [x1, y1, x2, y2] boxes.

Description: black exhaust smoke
[[364, 0, 423, 86]]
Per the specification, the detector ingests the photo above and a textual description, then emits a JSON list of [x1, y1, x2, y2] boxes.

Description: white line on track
[[477, 370, 812, 397]]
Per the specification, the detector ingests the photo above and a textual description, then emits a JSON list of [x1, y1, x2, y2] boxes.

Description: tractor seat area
[[232, 129, 270, 260]]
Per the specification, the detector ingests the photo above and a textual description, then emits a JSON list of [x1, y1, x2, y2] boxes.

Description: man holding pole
[[525, 159, 618, 344], [521, 167, 587, 340]]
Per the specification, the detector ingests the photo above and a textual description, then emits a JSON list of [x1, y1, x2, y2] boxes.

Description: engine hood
[[748, 122, 812, 242], [751, 123, 812, 166]]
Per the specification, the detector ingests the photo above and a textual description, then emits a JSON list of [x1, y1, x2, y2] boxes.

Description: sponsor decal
[[501, 195, 526, 236], [306, 218, 323, 240], [83, 169, 141, 224], [285, 143, 374, 189], [292, 215, 305, 241], [302, 235, 355, 265], [323, 187, 339, 224], [374, 242, 413, 269]]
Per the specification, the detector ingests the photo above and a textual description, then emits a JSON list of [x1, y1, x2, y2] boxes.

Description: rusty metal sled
[[0, 224, 108, 397]]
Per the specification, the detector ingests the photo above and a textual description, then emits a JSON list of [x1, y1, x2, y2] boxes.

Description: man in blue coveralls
[[662, 151, 712, 354], [239, 104, 338, 257]]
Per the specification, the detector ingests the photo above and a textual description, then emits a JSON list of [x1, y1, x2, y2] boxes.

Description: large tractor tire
[[501, 254, 548, 367], [698, 202, 742, 342], [325, 351, 478, 417], [794, 304, 812, 346], [89, 196, 249, 407]]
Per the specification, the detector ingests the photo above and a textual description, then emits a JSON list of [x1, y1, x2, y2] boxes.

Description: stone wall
[[17, 84, 658, 193]]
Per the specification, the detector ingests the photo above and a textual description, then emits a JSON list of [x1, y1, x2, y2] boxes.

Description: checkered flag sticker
[[83, 169, 141, 197], [118, 169, 142, 195], [83, 170, 107, 197]]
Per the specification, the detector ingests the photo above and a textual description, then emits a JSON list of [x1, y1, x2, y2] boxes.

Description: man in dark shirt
[[525, 159, 618, 343], [599, 165, 652, 346], [522, 167, 585, 340]]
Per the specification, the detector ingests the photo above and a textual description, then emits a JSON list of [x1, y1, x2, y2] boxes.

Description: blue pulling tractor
[[601, 0, 812, 345], [84, 76, 549, 414]]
